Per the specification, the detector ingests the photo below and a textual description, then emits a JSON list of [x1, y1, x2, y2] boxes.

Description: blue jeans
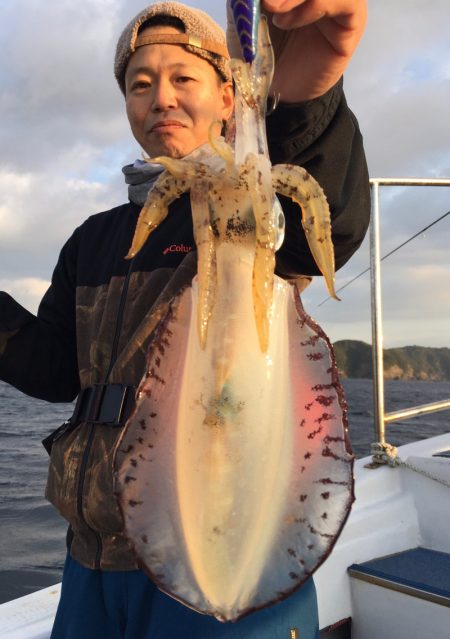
[[51, 555, 319, 639]]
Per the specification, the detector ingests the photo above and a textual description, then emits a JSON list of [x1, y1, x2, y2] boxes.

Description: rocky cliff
[[333, 340, 450, 381]]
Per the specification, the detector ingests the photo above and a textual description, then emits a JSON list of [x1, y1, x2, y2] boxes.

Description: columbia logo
[[162, 244, 193, 255]]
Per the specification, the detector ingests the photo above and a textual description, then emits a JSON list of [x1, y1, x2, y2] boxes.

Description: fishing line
[[317, 209, 450, 307]]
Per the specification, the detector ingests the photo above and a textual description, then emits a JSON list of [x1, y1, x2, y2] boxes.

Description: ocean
[[0, 378, 449, 604]]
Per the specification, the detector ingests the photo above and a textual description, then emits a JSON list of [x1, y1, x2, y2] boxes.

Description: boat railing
[[369, 177, 450, 461]]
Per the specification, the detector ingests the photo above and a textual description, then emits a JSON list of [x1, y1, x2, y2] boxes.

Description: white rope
[[369, 442, 450, 488], [370, 442, 400, 467]]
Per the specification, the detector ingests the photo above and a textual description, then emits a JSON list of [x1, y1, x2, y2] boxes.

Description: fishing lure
[[114, 1, 353, 623], [230, 0, 260, 63]]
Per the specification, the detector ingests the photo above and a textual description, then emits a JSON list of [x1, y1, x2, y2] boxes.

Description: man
[[0, 1, 369, 637]]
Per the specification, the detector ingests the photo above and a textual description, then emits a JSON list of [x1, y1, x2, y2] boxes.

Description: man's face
[[125, 26, 234, 159]]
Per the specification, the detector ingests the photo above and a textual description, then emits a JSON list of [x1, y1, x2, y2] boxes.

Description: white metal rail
[[369, 178, 450, 448]]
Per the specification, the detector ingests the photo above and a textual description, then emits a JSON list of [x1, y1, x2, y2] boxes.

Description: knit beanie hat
[[114, 1, 231, 94]]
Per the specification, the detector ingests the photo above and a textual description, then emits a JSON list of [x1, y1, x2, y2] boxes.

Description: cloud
[[0, 0, 131, 173], [303, 181, 450, 349], [345, 1, 450, 178], [0, 166, 125, 282], [0, 0, 449, 346], [0, 277, 50, 315]]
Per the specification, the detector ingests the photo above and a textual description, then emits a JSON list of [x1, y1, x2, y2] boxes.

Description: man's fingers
[[271, 5, 325, 30], [263, 0, 365, 30], [264, 0, 308, 12]]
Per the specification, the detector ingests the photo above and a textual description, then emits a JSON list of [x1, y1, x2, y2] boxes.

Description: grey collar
[[122, 159, 164, 207], [122, 140, 227, 207]]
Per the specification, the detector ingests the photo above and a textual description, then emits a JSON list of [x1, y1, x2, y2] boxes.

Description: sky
[[1, 0, 449, 348]]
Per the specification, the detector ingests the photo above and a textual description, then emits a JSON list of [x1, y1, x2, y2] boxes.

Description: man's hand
[[227, 1, 367, 103], [263, 0, 367, 102]]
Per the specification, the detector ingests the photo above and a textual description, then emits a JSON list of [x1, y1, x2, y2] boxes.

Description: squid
[[114, 0, 354, 623]]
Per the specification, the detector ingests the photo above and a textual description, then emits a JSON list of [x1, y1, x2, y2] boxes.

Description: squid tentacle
[[190, 179, 217, 348], [126, 157, 216, 260], [245, 153, 277, 352], [271, 163, 338, 300], [126, 172, 190, 259], [208, 131, 236, 171]]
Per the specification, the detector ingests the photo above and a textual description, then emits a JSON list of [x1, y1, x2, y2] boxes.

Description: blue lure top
[[230, 0, 260, 63]]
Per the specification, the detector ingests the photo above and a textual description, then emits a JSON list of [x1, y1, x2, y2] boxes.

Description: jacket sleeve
[[0, 231, 81, 402], [267, 78, 371, 278]]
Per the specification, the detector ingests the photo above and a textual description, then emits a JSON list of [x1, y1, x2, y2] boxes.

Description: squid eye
[[273, 196, 285, 250]]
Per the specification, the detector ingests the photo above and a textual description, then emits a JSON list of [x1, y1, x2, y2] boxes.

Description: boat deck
[[349, 547, 450, 607], [1, 434, 449, 638]]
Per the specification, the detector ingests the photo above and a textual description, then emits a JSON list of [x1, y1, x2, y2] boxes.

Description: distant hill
[[333, 340, 450, 381]]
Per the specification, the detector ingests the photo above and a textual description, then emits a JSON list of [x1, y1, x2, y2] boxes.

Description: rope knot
[[370, 441, 400, 467]]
